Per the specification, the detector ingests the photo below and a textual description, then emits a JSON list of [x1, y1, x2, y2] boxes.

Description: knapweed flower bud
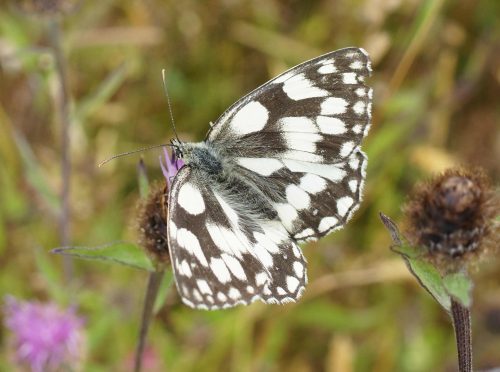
[[138, 183, 170, 265], [404, 168, 497, 259], [3, 296, 86, 372]]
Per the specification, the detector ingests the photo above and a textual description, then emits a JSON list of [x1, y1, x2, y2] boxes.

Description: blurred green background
[[0, 0, 499, 371]]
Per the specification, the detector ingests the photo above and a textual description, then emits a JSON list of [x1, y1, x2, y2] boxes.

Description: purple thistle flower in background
[[3, 296, 86, 372], [159, 147, 184, 187]]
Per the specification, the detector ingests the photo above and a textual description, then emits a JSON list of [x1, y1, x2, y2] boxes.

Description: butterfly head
[[170, 138, 184, 160]]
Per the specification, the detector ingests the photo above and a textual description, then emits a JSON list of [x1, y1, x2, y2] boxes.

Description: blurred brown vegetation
[[0, 0, 499, 371]]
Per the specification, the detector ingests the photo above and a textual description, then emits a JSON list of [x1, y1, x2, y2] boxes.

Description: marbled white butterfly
[[166, 47, 372, 310]]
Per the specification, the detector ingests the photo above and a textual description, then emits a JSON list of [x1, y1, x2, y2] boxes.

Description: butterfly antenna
[[162, 69, 180, 142], [98, 143, 175, 167]]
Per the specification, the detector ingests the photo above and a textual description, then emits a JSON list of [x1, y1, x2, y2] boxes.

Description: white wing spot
[[317, 57, 335, 65], [254, 232, 280, 254], [299, 173, 327, 194], [283, 160, 346, 182], [286, 276, 300, 293], [284, 132, 321, 153], [274, 203, 298, 231], [350, 60, 363, 69], [337, 196, 354, 217], [282, 150, 324, 163], [253, 242, 274, 268], [237, 157, 283, 176], [255, 272, 268, 286], [352, 124, 363, 134], [177, 183, 205, 215], [355, 87, 366, 97], [292, 243, 301, 258], [316, 116, 346, 135], [192, 289, 202, 302], [230, 101, 269, 135], [280, 116, 318, 133], [180, 260, 192, 278], [277, 287, 286, 295], [349, 179, 358, 193], [221, 253, 247, 281], [349, 157, 360, 170], [340, 141, 355, 157], [294, 228, 314, 240], [246, 286, 255, 294], [177, 228, 208, 266], [321, 97, 348, 115], [206, 224, 244, 258], [342, 72, 357, 84], [293, 261, 304, 278], [283, 73, 329, 101], [228, 287, 241, 300], [318, 216, 339, 233], [217, 292, 227, 302], [353, 101, 365, 115], [197, 279, 212, 295], [286, 184, 311, 210], [210, 257, 231, 283], [317, 63, 337, 74]]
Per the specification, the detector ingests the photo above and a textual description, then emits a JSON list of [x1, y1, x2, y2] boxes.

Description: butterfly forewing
[[168, 47, 371, 309], [207, 47, 371, 241]]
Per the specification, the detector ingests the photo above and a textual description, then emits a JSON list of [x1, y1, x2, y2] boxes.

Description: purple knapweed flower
[[159, 147, 184, 187], [3, 296, 86, 372]]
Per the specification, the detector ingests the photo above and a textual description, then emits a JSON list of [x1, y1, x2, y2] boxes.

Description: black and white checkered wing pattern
[[207, 47, 372, 241], [168, 167, 307, 310]]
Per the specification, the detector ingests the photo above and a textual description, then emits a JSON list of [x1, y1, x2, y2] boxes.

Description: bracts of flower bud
[[404, 168, 498, 271], [137, 183, 170, 267]]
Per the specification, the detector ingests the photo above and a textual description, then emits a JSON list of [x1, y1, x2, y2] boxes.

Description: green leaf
[[443, 271, 473, 308], [52, 241, 154, 271], [379, 212, 452, 311], [407, 259, 451, 311]]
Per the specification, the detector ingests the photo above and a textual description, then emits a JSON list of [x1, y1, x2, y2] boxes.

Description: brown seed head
[[137, 183, 170, 265], [405, 168, 497, 260]]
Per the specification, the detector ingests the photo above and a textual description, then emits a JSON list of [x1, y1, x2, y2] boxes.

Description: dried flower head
[[3, 296, 86, 372], [404, 168, 497, 261], [138, 183, 170, 265]]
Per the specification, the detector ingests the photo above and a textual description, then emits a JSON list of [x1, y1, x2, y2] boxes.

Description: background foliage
[[0, 0, 499, 371]]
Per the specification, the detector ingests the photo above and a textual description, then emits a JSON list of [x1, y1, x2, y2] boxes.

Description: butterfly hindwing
[[168, 166, 307, 309]]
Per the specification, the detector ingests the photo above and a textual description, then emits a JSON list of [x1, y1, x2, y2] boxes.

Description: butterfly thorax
[[179, 141, 225, 179]]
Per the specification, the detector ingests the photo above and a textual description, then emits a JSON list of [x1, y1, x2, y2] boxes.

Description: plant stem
[[48, 18, 73, 281], [451, 298, 472, 372], [134, 270, 164, 372]]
